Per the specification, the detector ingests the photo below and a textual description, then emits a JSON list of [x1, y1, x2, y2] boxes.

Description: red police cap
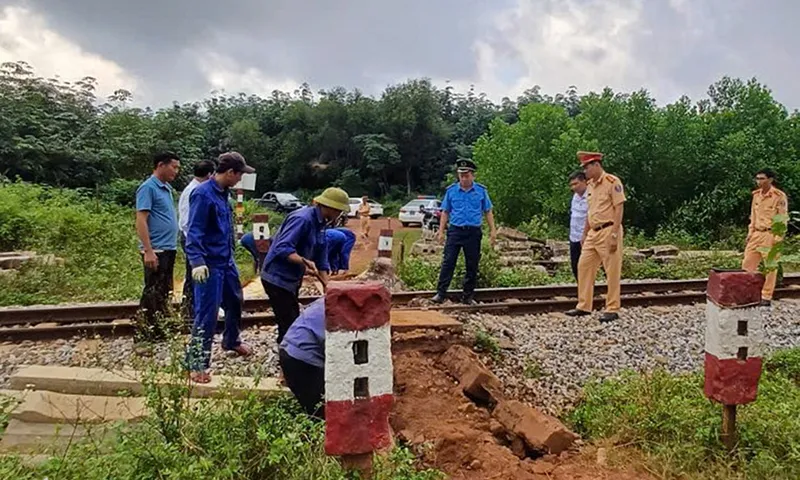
[[577, 151, 604, 165]]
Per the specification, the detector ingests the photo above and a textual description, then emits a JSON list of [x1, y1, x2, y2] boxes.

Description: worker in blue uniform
[[432, 159, 497, 305], [261, 187, 350, 344], [184, 152, 255, 384], [325, 228, 357, 275]]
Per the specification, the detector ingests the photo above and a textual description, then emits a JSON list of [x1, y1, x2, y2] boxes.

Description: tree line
[[1, 60, 798, 239]]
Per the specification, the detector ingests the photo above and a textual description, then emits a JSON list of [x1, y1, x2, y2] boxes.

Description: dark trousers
[[279, 349, 325, 419], [263, 280, 300, 344], [137, 250, 177, 342], [570, 241, 582, 281], [185, 264, 243, 371], [436, 226, 482, 299], [179, 233, 194, 319]]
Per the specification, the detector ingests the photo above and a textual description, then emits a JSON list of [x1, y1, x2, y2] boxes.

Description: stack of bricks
[[324, 282, 394, 474]]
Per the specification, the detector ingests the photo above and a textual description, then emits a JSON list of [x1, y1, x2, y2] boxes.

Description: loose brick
[[439, 345, 503, 403], [493, 400, 578, 454]]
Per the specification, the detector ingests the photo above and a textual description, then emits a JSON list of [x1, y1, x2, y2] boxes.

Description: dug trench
[[390, 331, 655, 480]]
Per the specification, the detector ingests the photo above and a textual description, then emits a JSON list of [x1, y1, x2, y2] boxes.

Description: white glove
[[192, 266, 209, 283]]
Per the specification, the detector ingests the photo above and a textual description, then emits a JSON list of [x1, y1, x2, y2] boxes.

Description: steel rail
[[3, 285, 800, 341]]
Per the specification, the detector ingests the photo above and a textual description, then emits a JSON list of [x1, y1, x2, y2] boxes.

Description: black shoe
[[462, 297, 477, 306], [431, 294, 445, 304], [565, 309, 591, 317], [759, 299, 772, 307], [599, 312, 619, 323]]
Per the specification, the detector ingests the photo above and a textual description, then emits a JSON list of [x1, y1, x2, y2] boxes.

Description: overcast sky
[[0, 0, 797, 109]]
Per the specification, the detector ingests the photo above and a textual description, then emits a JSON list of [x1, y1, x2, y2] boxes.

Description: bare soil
[[390, 336, 656, 480]]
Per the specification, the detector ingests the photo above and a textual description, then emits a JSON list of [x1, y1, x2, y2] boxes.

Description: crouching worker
[[279, 297, 326, 419], [326, 228, 357, 276]]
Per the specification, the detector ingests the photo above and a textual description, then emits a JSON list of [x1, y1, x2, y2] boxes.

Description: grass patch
[[0, 182, 271, 306], [567, 348, 800, 480], [393, 229, 422, 264]]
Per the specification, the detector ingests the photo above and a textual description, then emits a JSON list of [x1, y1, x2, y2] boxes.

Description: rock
[[0, 255, 33, 270], [469, 459, 482, 470], [627, 252, 647, 261], [637, 247, 654, 257], [497, 338, 517, 351], [596, 447, 608, 466], [652, 245, 680, 257], [498, 227, 532, 242], [531, 461, 557, 475], [493, 400, 579, 454], [654, 255, 679, 264], [489, 420, 505, 436], [439, 345, 503, 403], [510, 435, 527, 459]]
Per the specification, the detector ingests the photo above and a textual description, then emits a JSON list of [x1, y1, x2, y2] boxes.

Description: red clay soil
[[343, 217, 412, 276], [390, 344, 655, 480]]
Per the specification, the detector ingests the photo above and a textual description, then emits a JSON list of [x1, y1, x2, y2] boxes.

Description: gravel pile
[[460, 300, 800, 416], [0, 327, 281, 388]]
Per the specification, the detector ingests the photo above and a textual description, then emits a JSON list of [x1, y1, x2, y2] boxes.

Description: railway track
[[2, 275, 800, 341]]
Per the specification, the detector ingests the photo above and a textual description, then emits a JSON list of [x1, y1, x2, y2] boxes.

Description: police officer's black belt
[[449, 225, 481, 230], [592, 222, 614, 232]]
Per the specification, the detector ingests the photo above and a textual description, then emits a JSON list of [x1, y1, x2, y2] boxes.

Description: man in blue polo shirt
[[432, 159, 497, 305], [261, 187, 350, 344], [184, 152, 255, 383], [135, 151, 181, 343]]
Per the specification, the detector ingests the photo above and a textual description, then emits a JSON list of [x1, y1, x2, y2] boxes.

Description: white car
[[347, 198, 384, 218], [398, 197, 441, 227]]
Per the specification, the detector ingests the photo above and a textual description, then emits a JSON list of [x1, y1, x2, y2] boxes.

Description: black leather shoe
[[431, 294, 445, 304], [462, 297, 477, 306], [599, 312, 619, 323], [759, 299, 772, 307], [565, 309, 591, 317]]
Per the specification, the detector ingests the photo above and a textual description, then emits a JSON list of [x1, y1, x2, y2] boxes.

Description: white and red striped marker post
[[235, 189, 245, 239], [705, 269, 766, 450], [251, 213, 270, 272], [325, 282, 393, 475], [377, 229, 393, 259]]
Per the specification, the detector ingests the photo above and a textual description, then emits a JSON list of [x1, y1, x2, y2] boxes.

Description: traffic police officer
[[566, 151, 626, 323], [742, 168, 788, 306], [432, 159, 497, 305]]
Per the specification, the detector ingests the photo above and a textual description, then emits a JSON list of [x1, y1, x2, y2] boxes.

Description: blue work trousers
[[185, 264, 243, 371], [436, 226, 482, 299]]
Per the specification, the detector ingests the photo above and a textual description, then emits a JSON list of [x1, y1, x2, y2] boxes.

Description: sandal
[[227, 342, 253, 358]]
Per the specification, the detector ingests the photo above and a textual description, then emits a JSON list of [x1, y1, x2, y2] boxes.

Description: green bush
[[568, 350, 800, 480], [97, 178, 142, 207]]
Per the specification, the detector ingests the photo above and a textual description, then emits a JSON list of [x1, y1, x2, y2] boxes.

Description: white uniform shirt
[[569, 191, 589, 242], [178, 178, 201, 236]]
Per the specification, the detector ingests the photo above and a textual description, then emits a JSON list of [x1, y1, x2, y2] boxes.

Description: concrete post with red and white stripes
[[377, 229, 393, 259], [324, 282, 393, 470], [251, 213, 270, 272], [704, 269, 766, 449]]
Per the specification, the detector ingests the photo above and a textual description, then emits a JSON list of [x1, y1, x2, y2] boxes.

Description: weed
[[523, 358, 545, 379], [474, 329, 501, 360]]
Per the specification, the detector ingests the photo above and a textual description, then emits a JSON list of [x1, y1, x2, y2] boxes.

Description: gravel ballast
[[460, 300, 800, 416]]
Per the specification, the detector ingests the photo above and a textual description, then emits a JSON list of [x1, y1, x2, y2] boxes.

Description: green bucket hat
[[314, 187, 350, 212]]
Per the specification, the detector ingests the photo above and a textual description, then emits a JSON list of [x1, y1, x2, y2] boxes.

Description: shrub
[[97, 178, 142, 207]]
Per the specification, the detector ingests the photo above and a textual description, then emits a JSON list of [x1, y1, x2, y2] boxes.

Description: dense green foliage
[[0, 182, 276, 306], [475, 78, 800, 239], [568, 349, 800, 480], [5, 60, 798, 241]]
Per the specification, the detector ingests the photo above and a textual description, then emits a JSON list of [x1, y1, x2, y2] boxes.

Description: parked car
[[398, 196, 441, 227], [347, 198, 384, 219], [255, 192, 304, 213]]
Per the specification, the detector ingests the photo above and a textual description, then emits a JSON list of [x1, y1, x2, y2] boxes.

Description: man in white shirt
[[568, 171, 589, 280], [178, 160, 216, 318]]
